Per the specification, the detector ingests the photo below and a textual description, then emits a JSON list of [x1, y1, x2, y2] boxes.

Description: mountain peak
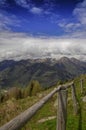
[[59, 57, 71, 62]]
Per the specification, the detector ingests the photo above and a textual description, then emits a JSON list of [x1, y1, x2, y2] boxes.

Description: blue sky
[[0, 0, 85, 37], [0, 0, 86, 60]]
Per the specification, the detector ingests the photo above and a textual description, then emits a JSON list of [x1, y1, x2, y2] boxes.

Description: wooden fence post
[[80, 79, 83, 94], [57, 89, 68, 130], [71, 83, 78, 115]]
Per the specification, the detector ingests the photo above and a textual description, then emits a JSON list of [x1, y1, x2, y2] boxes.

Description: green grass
[[0, 74, 86, 130]]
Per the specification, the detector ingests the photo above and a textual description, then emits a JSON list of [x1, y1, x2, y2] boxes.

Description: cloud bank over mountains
[[0, 32, 86, 61]]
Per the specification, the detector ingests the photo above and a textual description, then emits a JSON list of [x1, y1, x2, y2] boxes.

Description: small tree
[[31, 80, 42, 96], [8, 87, 22, 100], [24, 80, 42, 97]]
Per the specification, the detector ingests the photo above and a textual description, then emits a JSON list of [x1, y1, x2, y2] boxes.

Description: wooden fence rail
[[0, 81, 78, 130], [57, 89, 68, 130]]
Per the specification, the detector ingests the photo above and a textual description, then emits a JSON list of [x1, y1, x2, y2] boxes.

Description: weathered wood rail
[[0, 81, 80, 130]]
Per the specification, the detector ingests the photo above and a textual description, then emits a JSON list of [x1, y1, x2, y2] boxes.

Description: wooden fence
[[0, 80, 83, 130]]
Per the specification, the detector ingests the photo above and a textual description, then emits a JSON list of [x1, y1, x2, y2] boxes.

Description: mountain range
[[0, 57, 86, 89]]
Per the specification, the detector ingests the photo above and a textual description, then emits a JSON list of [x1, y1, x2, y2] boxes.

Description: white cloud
[[0, 11, 21, 31], [57, 0, 86, 36], [15, 0, 30, 9], [58, 21, 81, 32], [0, 31, 86, 61], [73, 0, 86, 25], [30, 7, 43, 14]]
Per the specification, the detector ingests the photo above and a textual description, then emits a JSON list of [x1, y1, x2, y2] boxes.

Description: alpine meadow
[[0, 0, 86, 130]]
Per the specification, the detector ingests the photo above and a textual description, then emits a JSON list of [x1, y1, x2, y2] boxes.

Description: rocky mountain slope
[[0, 57, 86, 88]]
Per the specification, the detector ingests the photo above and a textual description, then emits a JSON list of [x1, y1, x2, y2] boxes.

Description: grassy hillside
[[0, 74, 86, 130]]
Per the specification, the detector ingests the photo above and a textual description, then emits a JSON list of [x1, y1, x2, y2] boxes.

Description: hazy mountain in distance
[[0, 57, 86, 89]]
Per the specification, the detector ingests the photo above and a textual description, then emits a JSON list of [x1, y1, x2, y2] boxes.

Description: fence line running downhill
[[0, 80, 84, 130]]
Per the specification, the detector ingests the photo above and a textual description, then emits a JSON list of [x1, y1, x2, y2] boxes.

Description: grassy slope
[[0, 74, 86, 130]]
